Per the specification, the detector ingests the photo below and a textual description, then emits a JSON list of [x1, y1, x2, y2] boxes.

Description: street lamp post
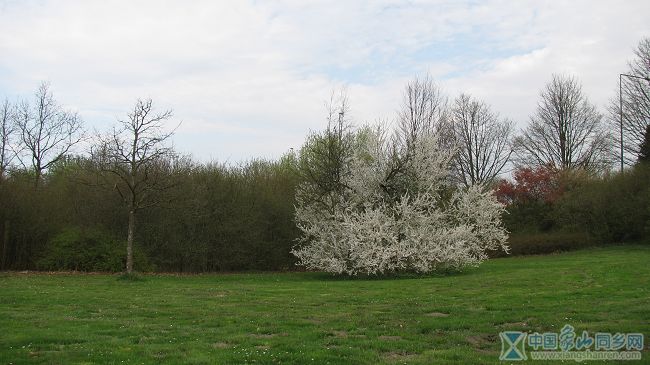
[[619, 73, 650, 172]]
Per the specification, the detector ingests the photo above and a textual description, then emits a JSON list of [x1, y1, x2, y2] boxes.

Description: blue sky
[[0, 0, 649, 162]]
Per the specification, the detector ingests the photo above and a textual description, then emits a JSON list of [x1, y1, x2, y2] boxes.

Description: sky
[[0, 0, 648, 163]]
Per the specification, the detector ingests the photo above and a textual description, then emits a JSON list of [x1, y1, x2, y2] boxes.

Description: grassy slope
[[1, 245, 649, 364]]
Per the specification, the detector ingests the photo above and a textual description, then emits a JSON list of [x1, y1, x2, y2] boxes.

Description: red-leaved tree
[[495, 164, 564, 206]]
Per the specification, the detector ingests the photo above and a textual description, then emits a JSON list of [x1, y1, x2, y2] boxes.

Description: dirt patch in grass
[[379, 335, 402, 341], [327, 330, 367, 339], [209, 291, 228, 298], [152, 351, 168, 359], [424, 312, 449, 318], [466, 334, 498, 353], [497, 320, 530, 329], [382, 351, 417, 362], [255, 345, 270, 350], [212, 342, 231, 349], [249, 333, 288, 339], [250, 334, 276, 339]]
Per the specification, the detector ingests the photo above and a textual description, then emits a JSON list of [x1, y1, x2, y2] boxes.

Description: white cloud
[[0, 0, 648, 161]]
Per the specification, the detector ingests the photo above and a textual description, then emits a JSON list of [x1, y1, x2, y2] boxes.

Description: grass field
[[1, 245, 649, 364]]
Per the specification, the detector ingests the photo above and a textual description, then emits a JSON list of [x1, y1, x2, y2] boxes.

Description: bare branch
[[14, 82, 85, 186], [449, 94, 513, 186], [90, 98, 178, 273], [608, 37, 650, 165], [514, 74, 611, 172], [0, 98, 17, 179]]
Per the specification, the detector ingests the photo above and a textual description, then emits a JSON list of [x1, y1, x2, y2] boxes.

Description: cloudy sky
[[0, 0, 648, 162]]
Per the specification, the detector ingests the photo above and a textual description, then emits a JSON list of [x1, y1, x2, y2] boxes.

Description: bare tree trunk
[[126, 209, 135, 273]]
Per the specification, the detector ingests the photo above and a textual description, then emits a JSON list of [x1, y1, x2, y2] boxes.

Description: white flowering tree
[[293, 80, 508, 275]]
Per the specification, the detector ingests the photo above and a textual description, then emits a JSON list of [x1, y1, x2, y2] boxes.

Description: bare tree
[[639, 125, 650, 163], [396, 75, 448, 149], [609, 37, 650, 166], [15, 82, 84, 186], [95, 99, 177, 274], [0, 99, 15, 181], [376, 75, 450, 196], [449, 94, 513, 186], [514, 74, 610, 171]]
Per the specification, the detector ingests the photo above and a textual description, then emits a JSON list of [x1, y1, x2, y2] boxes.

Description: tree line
[[0, 37, 648, 272]]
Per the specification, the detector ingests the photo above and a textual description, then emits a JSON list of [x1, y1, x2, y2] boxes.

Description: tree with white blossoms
[[293, 79, 508, 275]]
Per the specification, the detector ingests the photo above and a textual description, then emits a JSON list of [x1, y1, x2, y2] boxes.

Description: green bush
[[553, 165, 650, 243], [37, 227, 153, 272], [498, 165, 650, 257], [490, 231, 596, 257], [502, 201, 555, 233]]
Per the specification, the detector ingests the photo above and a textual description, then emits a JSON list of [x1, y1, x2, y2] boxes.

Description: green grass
[[1, 245, 649, 364]]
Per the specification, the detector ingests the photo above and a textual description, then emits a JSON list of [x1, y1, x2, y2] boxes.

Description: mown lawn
[[1, 245, 649, 364]]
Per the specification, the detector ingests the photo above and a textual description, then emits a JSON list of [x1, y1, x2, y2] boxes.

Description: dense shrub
[[554, 165, 650, 243], [490, 232, 596, 257], [496, 165, 596, 234], [2, 155, 299, 272], [36, 227, 153, 272], [137, 157, 299, 272], [494, 164, 649, 254], [495, 165, 564, 232]]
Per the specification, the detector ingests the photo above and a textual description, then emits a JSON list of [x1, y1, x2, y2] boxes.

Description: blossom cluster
[[293, 129, 508, 275]]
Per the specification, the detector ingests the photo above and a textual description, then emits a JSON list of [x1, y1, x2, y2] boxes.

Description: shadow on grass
[[305, 266, 481, 282], [116, 272, 146, 282]]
